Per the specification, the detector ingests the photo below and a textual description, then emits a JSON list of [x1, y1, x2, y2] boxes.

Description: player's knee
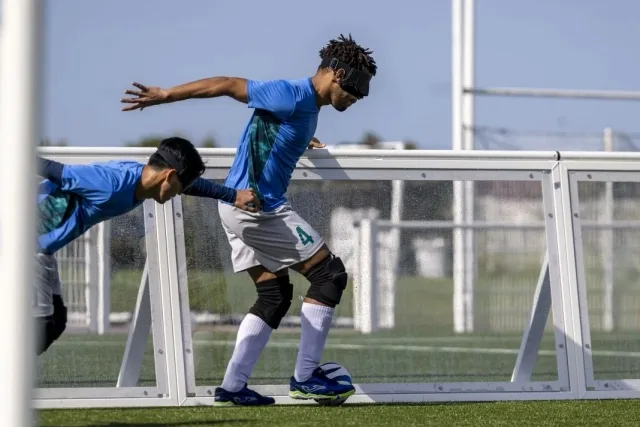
[[249, 276, 293, 329], [304, 254, 348, 308]]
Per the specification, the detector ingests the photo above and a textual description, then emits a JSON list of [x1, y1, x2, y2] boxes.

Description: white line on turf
[[194, 340, 640, 358], [55, 339, 640, 359]]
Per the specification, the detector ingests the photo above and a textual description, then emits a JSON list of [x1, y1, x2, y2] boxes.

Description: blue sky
[[43, 0, 640, 149]]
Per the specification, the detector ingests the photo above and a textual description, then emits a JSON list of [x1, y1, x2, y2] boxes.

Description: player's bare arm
[[120, 77, 248, 111]]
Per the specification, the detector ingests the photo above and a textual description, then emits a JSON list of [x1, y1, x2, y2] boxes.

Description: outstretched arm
[[120, 77, 248, 111], [183, 178, 261, 213], [121, 78, 297, 119]]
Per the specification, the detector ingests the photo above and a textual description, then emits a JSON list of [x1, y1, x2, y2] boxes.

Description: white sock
[[294, 303, 334, 382], [221, 313, 272, 392]]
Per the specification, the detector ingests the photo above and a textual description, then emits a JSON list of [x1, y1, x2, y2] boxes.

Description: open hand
[[121, 82, 170, 111], [234, 189, 261, 213], [308, 137, 326, 149]]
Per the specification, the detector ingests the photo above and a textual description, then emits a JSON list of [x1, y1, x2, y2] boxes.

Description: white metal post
[[546, 165, 578, 394], [462, 0, 476, 333], [357, 218, 378, 334], [161, 198, 191, 402], [0, 0, 42, 425], [511, 255, 551, 383], [451, 0, 466, 333], [378, 141, 406, 330], [601, 128, 614, 332], [352, 221, 363, 332], [377, 179, 403, 329], [451, 0, 463, 154], [97, 220, 112, 335], [117, 262, 151, 388], [85, 227, 99, 332], [468, 86, 640, 100], [169, 196, 197, 398], [558, 165, 589, 398]]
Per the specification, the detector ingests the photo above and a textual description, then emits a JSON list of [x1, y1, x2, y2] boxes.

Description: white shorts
[[218, 201, 325, 273], [33, 253, 62, 318]]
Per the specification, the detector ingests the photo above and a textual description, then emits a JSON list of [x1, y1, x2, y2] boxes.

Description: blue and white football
[[314, 362, 353, 406]]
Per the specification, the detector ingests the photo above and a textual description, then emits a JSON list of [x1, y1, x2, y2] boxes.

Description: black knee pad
[[35, 295, 67, 355], [248, 276, 293, 329], [51, 294, 67, 341], [35, 316, 55, 355], [304, 255, 348, 308]]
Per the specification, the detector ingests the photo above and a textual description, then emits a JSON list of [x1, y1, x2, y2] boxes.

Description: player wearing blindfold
[[121, 34, 377, 406], [34, 137, 259, 355]]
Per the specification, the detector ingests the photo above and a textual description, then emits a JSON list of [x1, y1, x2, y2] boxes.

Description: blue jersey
[[36, 158, 237, 255], [224, 78, 319, 212], [37, 161, 144, 254]]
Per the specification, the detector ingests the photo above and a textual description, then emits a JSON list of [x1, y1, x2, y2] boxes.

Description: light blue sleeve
[[59, 163, 119, 202], [247, 79, 297, 119]]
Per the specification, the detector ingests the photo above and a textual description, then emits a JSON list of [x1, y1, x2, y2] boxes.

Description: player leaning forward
[[34, 138, 259, 355], [121, 34, 377, 405]]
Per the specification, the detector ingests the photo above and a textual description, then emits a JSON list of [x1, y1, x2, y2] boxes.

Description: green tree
[[125, 134, 219, 148], [401, 138, 419, 150], [200, 135, 218, 148], [125, 135, 166, 148], [359, 131, 383, 148], [40, 138, 68, 147], [356, 131, 419, 149]]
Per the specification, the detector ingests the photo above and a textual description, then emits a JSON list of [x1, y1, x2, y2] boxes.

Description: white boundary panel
[[32, 148, 640, 407], [451, 0, 640, 336], [34, 200, 181, 408]]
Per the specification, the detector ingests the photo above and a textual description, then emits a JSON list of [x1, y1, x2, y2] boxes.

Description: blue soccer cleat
[[289, 367, 356, 401], [213, 385, 275, 407]]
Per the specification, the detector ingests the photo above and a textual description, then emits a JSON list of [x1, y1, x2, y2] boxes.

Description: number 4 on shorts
[[296, 226, 314, 246]]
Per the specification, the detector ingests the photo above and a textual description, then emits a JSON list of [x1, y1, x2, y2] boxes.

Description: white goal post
[[0, 0, 42, 424], [32, 147, 640, 407]]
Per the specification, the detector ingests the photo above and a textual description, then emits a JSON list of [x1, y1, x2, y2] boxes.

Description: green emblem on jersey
[[38, 191, 72, 234], [247, 110, 282, 201]]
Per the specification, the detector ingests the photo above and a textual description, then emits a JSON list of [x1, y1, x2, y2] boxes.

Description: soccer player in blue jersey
[[121, 34, 377, 405], [35, 137, 259, 355]]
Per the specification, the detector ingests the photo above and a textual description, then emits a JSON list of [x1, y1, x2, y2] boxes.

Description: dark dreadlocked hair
[[318, 34, 377, 76]]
